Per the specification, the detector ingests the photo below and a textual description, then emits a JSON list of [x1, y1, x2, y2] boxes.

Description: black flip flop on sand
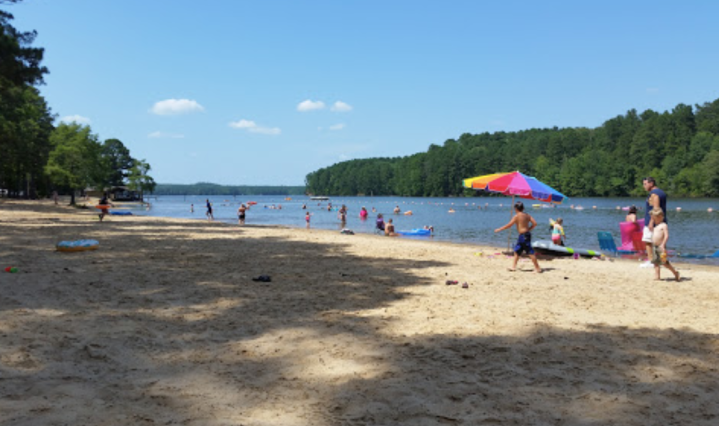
[[252, 275, 272, 282]]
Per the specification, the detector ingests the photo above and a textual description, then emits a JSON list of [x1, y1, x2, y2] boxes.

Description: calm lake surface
[[131, 195, 719, 265]]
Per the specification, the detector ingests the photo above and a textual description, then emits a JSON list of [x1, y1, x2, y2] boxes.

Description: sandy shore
[[1, 199, 718, 425]]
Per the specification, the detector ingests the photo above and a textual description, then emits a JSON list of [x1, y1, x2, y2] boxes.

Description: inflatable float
[[109, 211, 133, 216], [95, 204, 111, 210], [56, 239, 100, 253], [531, 240, 601, 257], [396, 229, 432, 237], [677, 249, 719, 259]]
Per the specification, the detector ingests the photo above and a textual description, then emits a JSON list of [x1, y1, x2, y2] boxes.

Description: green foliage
[[101, 138, 134, 187], [126, 159, 156, 194], [702, 151, 719, 197], [45, 123, 102, 203], [306, 99, 719, 198], [0, 9, 53, 197], [0, 9, 47, 87], [0, 8, 157, 199]]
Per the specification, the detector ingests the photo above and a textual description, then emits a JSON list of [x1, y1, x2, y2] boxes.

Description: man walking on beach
[[642, 177, 667, 264], [494, 201, 542, 273]]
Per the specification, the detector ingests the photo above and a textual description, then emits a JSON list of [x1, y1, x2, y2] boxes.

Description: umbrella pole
[[507, 195, 514, 253]]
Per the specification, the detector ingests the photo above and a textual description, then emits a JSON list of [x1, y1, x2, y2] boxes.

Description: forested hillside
[[305, 100, 719, 197]]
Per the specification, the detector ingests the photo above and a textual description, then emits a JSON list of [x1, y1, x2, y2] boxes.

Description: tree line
[[306, 99, 719, 198], [154, 183, 306, 196], [0, 5, 155, 203]]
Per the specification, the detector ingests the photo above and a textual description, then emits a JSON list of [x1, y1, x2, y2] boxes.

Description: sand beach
[[1, 199, 718, 425]]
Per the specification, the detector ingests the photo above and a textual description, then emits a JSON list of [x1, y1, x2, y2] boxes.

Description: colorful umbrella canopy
[[463, 171, 566, 204]]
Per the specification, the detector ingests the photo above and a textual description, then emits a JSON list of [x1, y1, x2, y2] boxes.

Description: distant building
[[86, 186, 143, 201], [109, 186, 143, 201]]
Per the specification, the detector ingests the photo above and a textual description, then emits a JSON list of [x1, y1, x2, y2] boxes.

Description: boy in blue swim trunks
[[494, 201, 542, 273]]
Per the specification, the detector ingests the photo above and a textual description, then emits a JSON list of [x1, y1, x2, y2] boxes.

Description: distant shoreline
[[153, 183, 306, 196]]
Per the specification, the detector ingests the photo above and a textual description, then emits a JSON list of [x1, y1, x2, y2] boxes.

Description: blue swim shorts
[[514, 232, 535, 255]]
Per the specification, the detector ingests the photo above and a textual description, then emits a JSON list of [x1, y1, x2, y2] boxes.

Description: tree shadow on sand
[[0, 212, 717, 425]]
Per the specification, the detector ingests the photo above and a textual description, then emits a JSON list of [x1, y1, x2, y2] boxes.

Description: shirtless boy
[[494, 201, 542, 273], [650, 208, 680, 282]]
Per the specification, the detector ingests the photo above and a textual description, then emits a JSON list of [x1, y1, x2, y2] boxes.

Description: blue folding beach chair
[[597, 232, 618, 256], [598, 231, 637, 256]]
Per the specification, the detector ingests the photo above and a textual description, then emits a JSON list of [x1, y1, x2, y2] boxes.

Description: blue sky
[[10, 1, 719, 185]]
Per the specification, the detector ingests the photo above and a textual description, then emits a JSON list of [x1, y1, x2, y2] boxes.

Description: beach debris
[[461, 282, 469, 289], [445, 280, 458, 285], [474, 252, 483, 256], [4, 266, 18, 273], [573, 253, 580, 260], [340, 228, 355, 235], [252, 275, 272, 282]]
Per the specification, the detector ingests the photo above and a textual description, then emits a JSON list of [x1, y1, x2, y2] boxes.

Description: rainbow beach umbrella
[[463, 171, 566, 204]]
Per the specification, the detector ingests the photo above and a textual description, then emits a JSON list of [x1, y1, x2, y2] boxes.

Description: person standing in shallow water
[[494, 201, 542, 273], [625, 206, 637, 223], [237, 204, 247, 225], [206, 199, 214, 221]]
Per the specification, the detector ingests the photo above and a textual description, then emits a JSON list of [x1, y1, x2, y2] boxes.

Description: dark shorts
[[514, 232, 535, 255], [239, 214, 245, 219]]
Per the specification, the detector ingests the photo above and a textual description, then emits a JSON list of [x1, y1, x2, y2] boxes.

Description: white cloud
[[331, 101, 353, 112], [297, 99, 326, 112], [229, 119, 257, 129], [250, 126, 281, 135], [148, 131, 185, 139], [229, 119, 281, 135], [60, 115, 91, 125], [150, 98, 204, 115], [329, 123, 345, 131]]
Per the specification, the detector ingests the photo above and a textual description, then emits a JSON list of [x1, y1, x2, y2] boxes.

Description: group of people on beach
[[492, 176, 679, 280]]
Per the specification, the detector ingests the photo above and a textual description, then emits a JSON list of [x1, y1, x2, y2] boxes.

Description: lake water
[[129, 195, 719, 265]]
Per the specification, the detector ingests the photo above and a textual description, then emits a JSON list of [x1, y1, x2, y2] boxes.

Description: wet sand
[[1, 199, 718, 425]]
